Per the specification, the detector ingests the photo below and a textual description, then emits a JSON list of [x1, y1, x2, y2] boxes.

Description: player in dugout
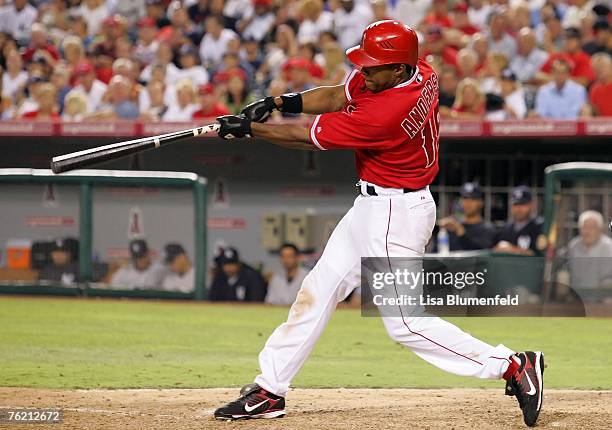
[[213, 20, 545, 427]]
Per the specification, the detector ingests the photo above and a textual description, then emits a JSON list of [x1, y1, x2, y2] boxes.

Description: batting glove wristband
[[217, 115, 252, 140], [240, 93, 303, 123]]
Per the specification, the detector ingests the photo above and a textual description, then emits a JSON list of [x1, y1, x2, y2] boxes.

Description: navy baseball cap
[[219, 247, 240, 265], [501, 69, 517, 81], [129, 239, 149, 259], [52, 238, 71, 253], [164, 243, 186, 264], [460, 182, 484, 199], [511, 186, 532, 205]]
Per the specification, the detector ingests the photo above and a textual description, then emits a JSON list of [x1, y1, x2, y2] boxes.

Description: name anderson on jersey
[[401, 73, 439, 139]]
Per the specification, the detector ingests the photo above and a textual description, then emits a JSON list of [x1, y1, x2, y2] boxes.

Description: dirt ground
[[1, 388, 611, 430]]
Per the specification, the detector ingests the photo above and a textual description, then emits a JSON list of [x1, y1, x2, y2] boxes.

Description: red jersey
[[590, 81, 612, 116], [541, 52, 595, 83], [309, 58, 440, 189]]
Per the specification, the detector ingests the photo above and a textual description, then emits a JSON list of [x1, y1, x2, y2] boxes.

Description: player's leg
[[362, 190, 543, 426], [214, 206, 362, 419]]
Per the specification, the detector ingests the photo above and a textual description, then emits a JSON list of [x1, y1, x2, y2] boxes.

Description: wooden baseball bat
[[50, 123, 220, 174]]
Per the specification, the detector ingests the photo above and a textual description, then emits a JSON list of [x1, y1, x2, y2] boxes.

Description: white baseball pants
[[255, 187, 515, 397]]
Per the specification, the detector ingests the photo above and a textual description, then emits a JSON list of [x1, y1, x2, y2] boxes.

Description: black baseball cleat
[[214, 383, 286, 420], [504, 351, 545, 427]]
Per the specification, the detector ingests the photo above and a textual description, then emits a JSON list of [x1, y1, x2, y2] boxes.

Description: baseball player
[[213, 21, 544, 427]]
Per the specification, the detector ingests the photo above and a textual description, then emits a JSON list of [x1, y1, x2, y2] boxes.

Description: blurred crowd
[[0, 0, 610, 122]]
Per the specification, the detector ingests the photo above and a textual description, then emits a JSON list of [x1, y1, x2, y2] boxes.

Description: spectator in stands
[[263, 24, 298, 80], [391, 0, 430, 30], [141, 42, 181, 85], [50, 65, 71, 113], [199, 14, 239, 69], [140, 80, 168, 121], [487, 10, 516, 59], [14, 74, 45, 118], [494, 186, 546, 256], [21, 83, 59, 120], [187, 0, 209, 25], [540, 28, 595, 87], [73, 61, 107, 114], [297, 0, 333, 44], [470, 32, 488, 72], [508, 4, 531, 34], [62, 89, 88, 121], [208, 247, 267, 302], [452, 2, 479, 36], [422, 26, 458, 71], [242, 37, 265, 74], [1, 50, 27, 103], [38, 238, 79, 285], [499, 69, 527, 119], [510, 27, 549, 85], [221, 69, 255, 114], [145, 0, 171, 29], [438, 182, 496, 251], [238, 0, 275, 43], [22, 24, 60, 66], [480, 52, 509, 94], [321, 42, 351, 85], [423, 0, 453, 28], [177, 44, 209, 86], [589, 53, 612, 116], [265, 243, 309, 305], [78, 0, 108, 37], [467, 0, 491, 30], [563, 0, 596, 30], [439, 66, 458, 111], [449, 78, 485, 119], [0, 0, 38, 46], [133, 17, 160, 67], [61, 36, 85, 72], [162, 243, 194, 293], [583, 20, 611, 56], [112, 0, 145, 27], [536, 4, 564, 53], [333, 0, 373, 50], [192, 83, 230, 119], [535, 59, 588, 119], [99, 75, 139, 119], [456, 48, 478, 78], [110, 239, 166, 290], [162, 79, 199, 121], [284, 57, 315, 94], [565, 210, 612, 292]]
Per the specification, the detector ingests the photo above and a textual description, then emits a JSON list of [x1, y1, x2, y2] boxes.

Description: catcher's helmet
[[346, 20, 418, 68]]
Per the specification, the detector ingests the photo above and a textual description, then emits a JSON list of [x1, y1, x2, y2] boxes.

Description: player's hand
[[217, 115, 252, 139], [240, 96, 277, 123]]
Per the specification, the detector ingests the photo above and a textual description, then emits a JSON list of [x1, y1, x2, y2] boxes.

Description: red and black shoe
[[214, 383, 286, 420], [504, 351, 545, 427]]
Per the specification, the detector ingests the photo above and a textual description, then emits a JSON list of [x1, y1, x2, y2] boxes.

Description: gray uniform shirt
[[161, 267, 195, 293], [110, 261, 166, 290], [265, 267, 309, 305]]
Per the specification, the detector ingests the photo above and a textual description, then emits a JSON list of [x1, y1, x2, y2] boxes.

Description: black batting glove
[[240, 96, 277, 123], [216, 115, 252, 140]]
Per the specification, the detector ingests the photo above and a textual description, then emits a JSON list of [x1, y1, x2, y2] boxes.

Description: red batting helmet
[[346, 20, 419, 68]]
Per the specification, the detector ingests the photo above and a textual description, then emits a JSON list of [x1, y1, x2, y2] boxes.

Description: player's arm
[[216, 115, 314, 150], [240, 85, 347, 122]]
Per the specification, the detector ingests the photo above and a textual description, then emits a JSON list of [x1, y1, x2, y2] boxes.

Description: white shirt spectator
[[509, 48, 549, 83], [139, 62, 181, 85], [162, 102, 199, 121], [176, 66, 209, 86], [298, 11, 334, 44], [391, 0, 431, 30], [134, 40, 160, 67], [199, 28, 239, 68], [1, 70, 28, 101], [110, 261, 167, 290], [224, 0, 253, 22], [562, 1, 594, 29], [468, 3, 492, 30], [333, 3, 373, 50], [488, 33, 517, 59], [77, 1, 109, 36], [107, 0, 145, 26], [75, 79, 108, 113], [0, 3, 38, 43], [162, 267, 195, 293], [138, 84, 177, 112], [242, 11, 275, 42], [265, 267, 309, 305], [505, 87, 527, 119], [567, 234, 612, 290]]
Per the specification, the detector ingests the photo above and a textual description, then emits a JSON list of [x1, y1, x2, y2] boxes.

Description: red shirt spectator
[[540, 28, 595, 86], [589, 53, 612, 116], [193, 84, 231, 118], [423, 0, 453, 28], [452, 3, 479, 36], [422, 27, 459, 71], [22, 24, 60, 63]]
